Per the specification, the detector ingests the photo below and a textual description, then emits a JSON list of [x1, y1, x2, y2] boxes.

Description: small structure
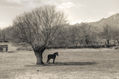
[[0, 45, 8, 52]]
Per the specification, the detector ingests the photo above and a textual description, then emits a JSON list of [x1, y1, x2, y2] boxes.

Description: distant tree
[[111, 28, 119, 45], [102, 24, 112, 46], [68, 26, 79, 47], [76, 23, 90, 46], [0, 29, 6, 42], [0, 29, 2, 41], [0, 26, 14, 42], [12, 5, 66, 65]]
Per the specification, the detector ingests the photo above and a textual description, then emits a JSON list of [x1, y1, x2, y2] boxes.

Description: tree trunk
[[117, 40, 119, 45], [33, 46, 46, 65], [107, 39, 110, 45], [35, 52, 44, 64], [106, 39, 110, 47]]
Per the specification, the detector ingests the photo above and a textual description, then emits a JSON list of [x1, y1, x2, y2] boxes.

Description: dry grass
[[0, 44, 119, 79]]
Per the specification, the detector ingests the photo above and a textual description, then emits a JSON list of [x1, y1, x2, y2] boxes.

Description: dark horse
[[47, 52, 59, 64]]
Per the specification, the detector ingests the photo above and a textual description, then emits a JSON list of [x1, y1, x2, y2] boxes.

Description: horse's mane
[[54, 52, 58, 56]]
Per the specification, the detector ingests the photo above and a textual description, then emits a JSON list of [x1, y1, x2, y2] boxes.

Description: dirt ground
[[0, 44, 119, 79]]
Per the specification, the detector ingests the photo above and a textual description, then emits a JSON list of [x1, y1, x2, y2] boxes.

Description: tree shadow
[[44, 61, 97, 66], [25, 64, 45, 67], [25, 61, 97, 67]]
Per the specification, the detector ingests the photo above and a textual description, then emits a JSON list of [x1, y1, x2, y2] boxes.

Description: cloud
[[1, 0, 84, 10], [106, 10, 119, 18], [2, 0, 117, 29], [0, 0, 40, 9], [6, 0, 24, 4], [6, 0, 35, 4], [57, 2, 75, 9], [108, 11, 119, 16], [0, 22, 10, 29]]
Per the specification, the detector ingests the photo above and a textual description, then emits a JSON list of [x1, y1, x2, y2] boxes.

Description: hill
[[88, 13, 119, 32]]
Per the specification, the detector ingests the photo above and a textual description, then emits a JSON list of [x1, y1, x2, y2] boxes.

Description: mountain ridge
[[88, 13, 119, 32]]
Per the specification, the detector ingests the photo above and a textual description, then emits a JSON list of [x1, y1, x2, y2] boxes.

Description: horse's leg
[[53, 58, 55, 64]]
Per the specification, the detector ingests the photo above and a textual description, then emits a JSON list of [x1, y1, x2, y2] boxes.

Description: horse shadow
[[25, 61, 97, 67]]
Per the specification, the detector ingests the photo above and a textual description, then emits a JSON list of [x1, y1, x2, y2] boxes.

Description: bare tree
[[12, 5, 66, 65]]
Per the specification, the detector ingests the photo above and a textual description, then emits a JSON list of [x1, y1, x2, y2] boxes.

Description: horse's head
[[54, 52, 59, 56]]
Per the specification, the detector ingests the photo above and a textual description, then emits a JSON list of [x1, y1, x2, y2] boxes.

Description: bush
[[16, 46, 32, 51]]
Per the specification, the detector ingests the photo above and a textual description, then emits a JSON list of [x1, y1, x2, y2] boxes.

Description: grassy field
[[0, 44, 119, 79]]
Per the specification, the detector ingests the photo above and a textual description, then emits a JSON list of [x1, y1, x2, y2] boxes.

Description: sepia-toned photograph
[[0, 0, 119, 79]]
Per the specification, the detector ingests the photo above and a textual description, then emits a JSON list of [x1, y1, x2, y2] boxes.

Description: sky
[[0, 0, 119, 29]]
